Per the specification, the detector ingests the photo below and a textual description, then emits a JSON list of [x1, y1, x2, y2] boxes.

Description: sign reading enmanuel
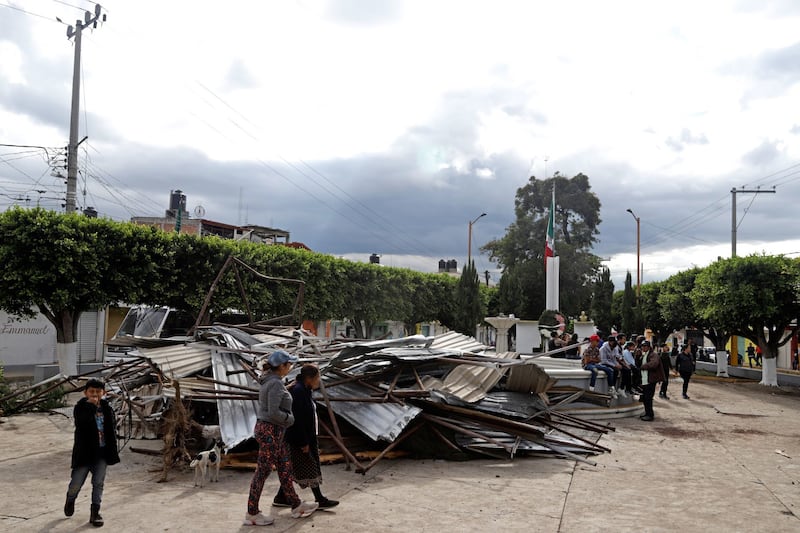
[[1, 323, 50, 335]]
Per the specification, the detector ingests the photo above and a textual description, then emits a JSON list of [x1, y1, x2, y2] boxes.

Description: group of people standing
[[581, 334, 696, 422]]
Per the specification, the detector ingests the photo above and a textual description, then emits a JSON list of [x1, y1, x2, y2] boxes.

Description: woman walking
[[244, 350, 318, 526], [274, 365, 339, 509], [675, 344, 695, 399]]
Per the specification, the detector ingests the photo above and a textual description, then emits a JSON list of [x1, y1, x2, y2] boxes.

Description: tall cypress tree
[[454, 260, 482, 336]]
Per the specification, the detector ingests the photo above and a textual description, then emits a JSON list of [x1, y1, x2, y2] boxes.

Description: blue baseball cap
[[267, 349, 298, 367]]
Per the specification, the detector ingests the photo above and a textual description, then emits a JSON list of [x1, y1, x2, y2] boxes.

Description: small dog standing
[[190, 442, 222, 487]]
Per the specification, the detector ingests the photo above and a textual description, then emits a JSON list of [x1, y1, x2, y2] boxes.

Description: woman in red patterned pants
[[244, 350, 318, 526]]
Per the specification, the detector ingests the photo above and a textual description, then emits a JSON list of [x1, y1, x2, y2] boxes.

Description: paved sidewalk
[[1, 379, 799, 532]]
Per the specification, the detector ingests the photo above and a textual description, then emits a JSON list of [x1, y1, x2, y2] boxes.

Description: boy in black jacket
[[64, 378, 120, 527]]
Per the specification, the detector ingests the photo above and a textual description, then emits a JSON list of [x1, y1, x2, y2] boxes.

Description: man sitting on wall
[[582, 335, 616, 396], [599, 336, 622, 398]]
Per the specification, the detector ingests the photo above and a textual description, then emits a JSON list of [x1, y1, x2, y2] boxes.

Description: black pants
[[680, 371, 692, 396], [660, 368, 669, 396], [641, 382, 656, 417], [620, 367, 632, 392]]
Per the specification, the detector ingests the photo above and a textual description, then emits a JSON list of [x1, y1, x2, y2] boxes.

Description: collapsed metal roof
[[212, 350, 259, 450], [316, 379, 422, 442], [139, 344, 213, 379]]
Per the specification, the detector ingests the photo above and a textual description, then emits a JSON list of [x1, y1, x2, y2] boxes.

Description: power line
[[192, 82, 439, 256], [638, 158, 800, 250], [0, 2, 66, 23]]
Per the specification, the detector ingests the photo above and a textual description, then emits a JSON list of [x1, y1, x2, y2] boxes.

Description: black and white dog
[[190, 441, 222, 487]]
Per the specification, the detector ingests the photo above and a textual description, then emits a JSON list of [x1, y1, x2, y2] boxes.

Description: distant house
[[130, 189, 293, 246]]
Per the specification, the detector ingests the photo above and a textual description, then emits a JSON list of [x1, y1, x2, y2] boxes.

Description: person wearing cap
[[582, 335, 615, 393], [598, 336, 622, 398], [245, 350, 319, 526], [639, 340, 666, 421]]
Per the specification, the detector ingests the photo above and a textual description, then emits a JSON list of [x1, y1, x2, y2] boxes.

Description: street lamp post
[[467, 213, 487, 266], [626, 208, 641, 300]]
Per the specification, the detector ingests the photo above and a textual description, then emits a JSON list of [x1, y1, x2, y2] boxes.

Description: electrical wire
[[193, 82, 442, 257], [0, 2, 66, 24]]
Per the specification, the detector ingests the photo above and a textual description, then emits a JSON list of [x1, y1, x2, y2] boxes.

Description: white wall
[[0, 311, 57, 368], [0, 309, 104, 373]]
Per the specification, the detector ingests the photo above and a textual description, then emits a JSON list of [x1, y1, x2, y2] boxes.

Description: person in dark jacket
[[274, 365, 338, 509], [658, 343, 672, 399], [675, 344, 696, 399], [639, 341, 665, 421], [565, 333, 581, 359], [64, 378, 120, 527]]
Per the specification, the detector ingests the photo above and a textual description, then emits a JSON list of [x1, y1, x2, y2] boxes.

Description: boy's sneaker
[[316, 497, 340, 509], [588, 386, 595, 392], [291, 501, 319, 518], [618, 389, 628, 398], [272, 494, 292, 508], [243, 513, 274, 526], [64, 498, 74, 517]]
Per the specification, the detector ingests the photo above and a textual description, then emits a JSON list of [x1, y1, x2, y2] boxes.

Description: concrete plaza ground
[[1, 377, 799, 533]]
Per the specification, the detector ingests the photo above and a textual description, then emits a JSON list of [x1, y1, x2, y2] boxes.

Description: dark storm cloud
[[325, 0, 402, 26]]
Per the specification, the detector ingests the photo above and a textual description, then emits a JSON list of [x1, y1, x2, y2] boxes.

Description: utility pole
[[729, 186, 776, 367], [467, 212, 487, 266], [65, 5, 106, 212], [626, 208, 641, 301]]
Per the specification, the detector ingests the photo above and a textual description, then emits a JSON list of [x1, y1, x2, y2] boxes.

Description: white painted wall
[[0, 309, 104, 372], [0, 311, 56, 367]]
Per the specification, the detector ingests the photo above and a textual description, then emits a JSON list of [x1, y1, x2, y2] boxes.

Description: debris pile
[[2, 259, 614, 477]]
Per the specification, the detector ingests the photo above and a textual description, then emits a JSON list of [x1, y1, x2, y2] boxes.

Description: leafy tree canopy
[[482, 173, 601, 318]]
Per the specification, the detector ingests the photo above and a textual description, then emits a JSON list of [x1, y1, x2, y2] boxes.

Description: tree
[[639, 281, 666, 342], [482, 173, 601, 318], [658, 267, 731, 351], [0, 208, 172, 375], [621, 272, 636, 335], [692, 255, 800, 386], [453, 260, 483, 336], [589, 266, 614, 334]]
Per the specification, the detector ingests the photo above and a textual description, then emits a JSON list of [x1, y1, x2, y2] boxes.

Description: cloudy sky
[[2, 0, 800, 289]]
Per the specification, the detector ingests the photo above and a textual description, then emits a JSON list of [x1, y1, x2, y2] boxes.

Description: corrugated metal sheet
[[429, 331, 487, 354], [318, 379, 421, 442], [506, 363, 558, 394], [212, 350, 259, 450], [421, 351, 519, 403], [139, 343, 213, 378]]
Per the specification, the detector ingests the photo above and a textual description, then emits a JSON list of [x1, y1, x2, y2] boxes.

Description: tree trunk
[[39, 306, 81, 376], [759, 356, 778, 386], [351, 319, 366, 340], [56, 342, 79, 377]]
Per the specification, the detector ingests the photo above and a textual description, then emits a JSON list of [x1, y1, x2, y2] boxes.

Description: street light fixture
[[626, 208, 641, 300], [468, 213, 487, 266]]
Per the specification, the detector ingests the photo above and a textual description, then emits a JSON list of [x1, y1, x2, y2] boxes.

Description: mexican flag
[[545, 186, 555, 263]]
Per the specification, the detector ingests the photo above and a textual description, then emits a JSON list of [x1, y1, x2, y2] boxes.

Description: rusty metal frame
[[190, 255, 306, 334]]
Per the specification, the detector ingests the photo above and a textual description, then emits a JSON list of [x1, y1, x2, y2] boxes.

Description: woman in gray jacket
[[244, 350, 318, 526]]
